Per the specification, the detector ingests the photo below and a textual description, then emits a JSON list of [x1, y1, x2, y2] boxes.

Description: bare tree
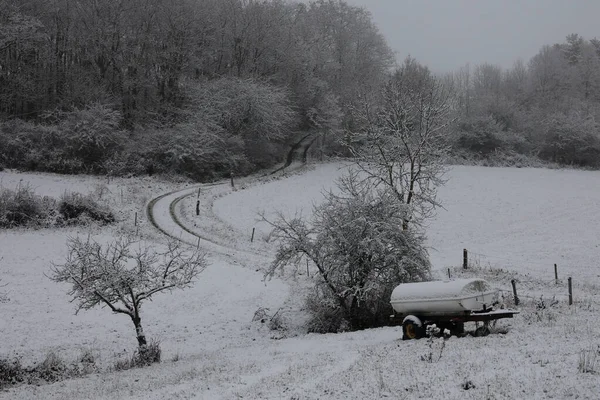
[[50, 236, 207, 348], [350, 57, 456, 230]]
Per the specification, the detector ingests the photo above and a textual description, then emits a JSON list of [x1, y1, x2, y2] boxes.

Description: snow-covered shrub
[[266, 171, 431, 332], [252, 307, 288, 332], [58, 192, 115, 225], [72, 349, 99, 376], [0, 350, 101, 389], [0, 184, 54, 228], [0, 185, 116, 228], [0, 357, 26, 388], [113, 339, 161, 371], [32, 352, 69, 383]]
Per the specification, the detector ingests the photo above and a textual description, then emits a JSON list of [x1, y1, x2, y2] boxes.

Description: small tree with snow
[[350, 57, 456, 230], [265, 171, 431, 332], [50, 236, 207, 350]]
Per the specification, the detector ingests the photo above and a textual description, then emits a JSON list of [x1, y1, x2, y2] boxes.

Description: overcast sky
[[343, 0, 600, 72]]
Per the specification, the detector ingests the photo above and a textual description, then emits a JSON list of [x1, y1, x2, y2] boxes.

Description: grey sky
[[344, 0, 600, 72]]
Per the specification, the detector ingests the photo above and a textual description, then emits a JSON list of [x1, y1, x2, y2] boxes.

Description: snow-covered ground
[[1, 164, 600, 399]]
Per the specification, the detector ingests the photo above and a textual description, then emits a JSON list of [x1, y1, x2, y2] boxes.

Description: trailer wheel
[[402, 316, 423, 340], [475, 325, 490, 337]]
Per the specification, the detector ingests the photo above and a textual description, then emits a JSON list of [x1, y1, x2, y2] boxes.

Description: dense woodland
[[1, 0, 599, 180]]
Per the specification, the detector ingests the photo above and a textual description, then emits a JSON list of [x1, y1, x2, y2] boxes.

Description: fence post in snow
[[554, 264, 558, 284], [196, 200, 200, 216], [511, 279, 519, 306], [448, 268, 451, 280], [230, 171, 234, 188], [568, 277, 573, 305], [134, 212, 137, 226], [463, 249, 468, 269], [306, 259, 309, 277], [251, 227, 255, 243]]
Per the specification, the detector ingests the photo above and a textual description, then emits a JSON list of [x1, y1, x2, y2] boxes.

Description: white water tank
[[390, 278, 498, 315]]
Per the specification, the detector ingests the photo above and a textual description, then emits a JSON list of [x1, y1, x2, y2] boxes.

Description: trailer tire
[[475, 325, 490, 337], [402, 316, 423, 340]]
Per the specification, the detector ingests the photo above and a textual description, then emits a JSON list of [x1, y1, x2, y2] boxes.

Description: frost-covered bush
[[0, 186, 114, 229], [113, 340, 161, 371], [58, 192, 115, 225], [32, 352, 69, 383], [0, 357, 26, 388], [266, 171, 431, 332], [0, 350, 100, 389], [0, 184, 54, 228]]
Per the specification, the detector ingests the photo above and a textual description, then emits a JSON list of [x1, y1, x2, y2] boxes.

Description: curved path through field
[[147, 184, 228, 250], [145, 164, 308, 264]]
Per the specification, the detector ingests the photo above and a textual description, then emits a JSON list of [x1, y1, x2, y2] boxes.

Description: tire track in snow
[[146, 181, 270, 266]]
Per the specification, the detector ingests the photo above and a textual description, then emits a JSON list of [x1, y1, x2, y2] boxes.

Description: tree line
[[1, 0, 599, 179], [0, 0, 393, 179], [450, 33, 600, 167]]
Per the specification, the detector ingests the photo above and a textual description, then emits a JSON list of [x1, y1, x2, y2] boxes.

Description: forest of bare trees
[[1, 0, 599, 179]]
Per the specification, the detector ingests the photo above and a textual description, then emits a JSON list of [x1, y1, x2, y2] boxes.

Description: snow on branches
[[50, 236, 208, 347]]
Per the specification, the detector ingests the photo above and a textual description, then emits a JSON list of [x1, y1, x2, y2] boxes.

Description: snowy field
[[1, 163, 600, 399]]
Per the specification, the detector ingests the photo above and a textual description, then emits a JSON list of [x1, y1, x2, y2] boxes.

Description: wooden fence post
[[196, 200, 200, 216], [230, 172, 234, 188], [306, 259, 309, 277], [554, 264, 558, 284], [251, 227, 255, 243], [463, 249, 468, 269], [448, 268, 451, 280], [511, 279, 519, 306], [568, 277, 573, 305], [134, 212, 137, 226]]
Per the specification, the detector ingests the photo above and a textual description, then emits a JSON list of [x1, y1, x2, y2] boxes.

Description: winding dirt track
[[146, 182, 236, 254], [145, 177, 278, 267]]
